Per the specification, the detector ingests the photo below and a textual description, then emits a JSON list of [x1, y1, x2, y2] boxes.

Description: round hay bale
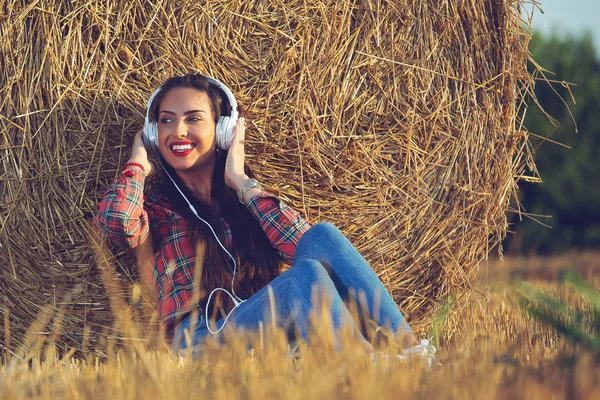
[[0, 0, 536, 356]]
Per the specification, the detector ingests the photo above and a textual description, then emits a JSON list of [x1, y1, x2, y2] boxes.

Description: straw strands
[[0, 0, 537, 355]]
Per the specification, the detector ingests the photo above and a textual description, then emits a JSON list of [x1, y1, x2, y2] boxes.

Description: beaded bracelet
[[123, 161, 145, 173]]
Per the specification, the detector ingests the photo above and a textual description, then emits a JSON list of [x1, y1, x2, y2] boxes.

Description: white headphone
[[142, 74, 239, 154], [141, 74, 245, 335]]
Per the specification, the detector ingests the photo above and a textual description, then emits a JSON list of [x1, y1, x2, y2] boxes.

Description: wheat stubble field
[[1, 252, 599, 399]]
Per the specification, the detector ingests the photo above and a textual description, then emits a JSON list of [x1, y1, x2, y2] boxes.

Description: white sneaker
[[402, 338, 437, 370], [370, 339, 437, 371]]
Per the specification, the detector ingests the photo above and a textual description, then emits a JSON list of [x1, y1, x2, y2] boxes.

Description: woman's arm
[[244, 191, 311, 265], [133, 228, 156, 291], [95, 129, 154, 249], [223, 119, 311, 263], [94, 165, 150, 249]]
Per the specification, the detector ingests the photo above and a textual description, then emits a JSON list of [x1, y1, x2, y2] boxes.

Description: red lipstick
[[169, 141, 196, 157]]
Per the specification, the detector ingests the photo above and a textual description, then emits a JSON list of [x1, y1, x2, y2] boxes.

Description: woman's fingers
[[234, 117, 246, 154], [238, 117, 245, 144], [231, 117, 245, 147], [224, 118, 248, 189]]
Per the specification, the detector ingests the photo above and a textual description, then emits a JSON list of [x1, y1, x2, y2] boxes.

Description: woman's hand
[[128, 128, 154, 177], [224, 117, 250, 190]]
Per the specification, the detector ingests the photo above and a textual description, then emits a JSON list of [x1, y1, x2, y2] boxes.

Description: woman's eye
[[187, 116, 201, 122], [159, 118, 172, 124]]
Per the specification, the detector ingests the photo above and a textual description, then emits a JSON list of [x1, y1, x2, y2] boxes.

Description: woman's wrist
[[124, 161, 145, 171], [230, 176, 264, 203], [125, 158, 151, 175], [240, 185, 264, 204], [228, 174, 251, 192]]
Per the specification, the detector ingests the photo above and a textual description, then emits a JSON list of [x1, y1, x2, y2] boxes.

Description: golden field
[[1, 251, 599, 399]]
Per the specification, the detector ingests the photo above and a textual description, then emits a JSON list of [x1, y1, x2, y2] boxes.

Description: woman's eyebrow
[[184, 109, 207, 115], [159, 109, 207, 115]]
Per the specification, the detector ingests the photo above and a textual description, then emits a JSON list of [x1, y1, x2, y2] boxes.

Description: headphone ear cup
[[142, 122, 160, 156], [151, 123, 160, 153], [215, 117, 224, 150], [216, 116, 234, 150]]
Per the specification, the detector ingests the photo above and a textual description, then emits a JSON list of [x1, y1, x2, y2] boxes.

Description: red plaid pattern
[[94, 167, 311, 335]]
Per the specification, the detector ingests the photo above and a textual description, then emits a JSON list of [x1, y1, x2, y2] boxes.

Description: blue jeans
[[171, 222, 412, 355]]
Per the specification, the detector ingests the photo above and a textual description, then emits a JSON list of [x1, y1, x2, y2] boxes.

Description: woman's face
[[157, 87, 217, 172]]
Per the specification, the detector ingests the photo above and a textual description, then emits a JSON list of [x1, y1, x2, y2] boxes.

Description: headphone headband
[[205, 76, 239, 119]]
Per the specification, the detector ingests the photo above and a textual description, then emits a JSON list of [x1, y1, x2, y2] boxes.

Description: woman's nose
[[173, 120, 187, 137]]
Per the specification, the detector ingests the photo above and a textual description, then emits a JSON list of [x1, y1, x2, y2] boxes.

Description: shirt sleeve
[[94, 167, 150, 249], [244, 191, 312, 265]]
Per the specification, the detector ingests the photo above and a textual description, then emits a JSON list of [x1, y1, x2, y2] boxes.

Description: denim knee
[[299, 222, 342, 249], [306, 222, 340, 238], [291, 259, 336, 296]]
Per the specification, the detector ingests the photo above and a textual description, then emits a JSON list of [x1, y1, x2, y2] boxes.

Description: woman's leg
[[293, 222, 414, 342], [171, 258, 370, 356]]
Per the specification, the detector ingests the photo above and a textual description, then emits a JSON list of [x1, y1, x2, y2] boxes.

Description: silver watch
[[237, 178, 262, 203]]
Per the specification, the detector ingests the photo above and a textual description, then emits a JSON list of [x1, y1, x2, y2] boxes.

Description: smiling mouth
[[169, 143, 197, 153]]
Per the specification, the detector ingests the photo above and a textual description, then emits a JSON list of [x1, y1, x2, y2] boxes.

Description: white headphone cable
[[157, 157, 246, 335]]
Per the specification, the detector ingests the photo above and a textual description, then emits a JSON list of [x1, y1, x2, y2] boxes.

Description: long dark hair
[[152, 74, 283, 320]]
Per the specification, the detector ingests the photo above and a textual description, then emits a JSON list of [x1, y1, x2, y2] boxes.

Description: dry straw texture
[[3, 256, 600, 399], [1, 0, 536, 355]]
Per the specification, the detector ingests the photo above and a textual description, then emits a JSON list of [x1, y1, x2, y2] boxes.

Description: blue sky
[[525, 0, 600, 50]]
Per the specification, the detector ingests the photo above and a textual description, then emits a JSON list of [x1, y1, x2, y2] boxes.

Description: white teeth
[[171, 144, 194, 151]]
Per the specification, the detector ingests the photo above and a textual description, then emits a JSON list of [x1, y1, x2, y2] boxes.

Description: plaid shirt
[[94, 167, 311, 337]]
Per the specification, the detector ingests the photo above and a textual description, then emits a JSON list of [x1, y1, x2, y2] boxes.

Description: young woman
[[95, 74, 428, 360]]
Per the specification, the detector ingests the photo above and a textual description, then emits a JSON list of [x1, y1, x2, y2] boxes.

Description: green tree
[[507, 31, 600, 253]]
